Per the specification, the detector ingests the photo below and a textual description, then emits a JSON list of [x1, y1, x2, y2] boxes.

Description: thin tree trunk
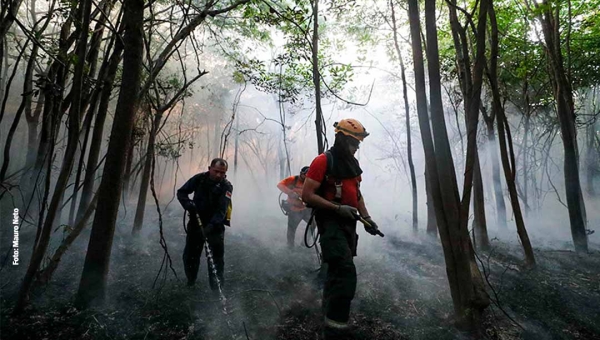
[[24, 92, 44, 172], [0, 39, 35, 182], [76, 42, 124, 222], [35, 191, 99, 285], [425, 169, 437, 236], [31, 4, 75, 183], [497, 107, 536, 266], [0, 0, 25, 88], [76, 0, 144, 307], [521, 80, 531, 215], [123, 135, 136, 199], [586, 90, 598, 197], [213, 116, 221, 159], [13, 0, 92, 313], [484, 118, 506, 228], [278, 131, 285, 179], [473, 153, 490, 250], [391, 0, 418, 231], [535, 0, 588, 252], [68, 0, 118, 225], [0, 38, 7, 107], [21, 0, 46, 174], [234, 114, 239, 175], [68, 97, 97, 226], [311, 0, 324, 154], [132, 110, 162, 235], [488, 1, 535, 266], [445, 0, 489, 254]]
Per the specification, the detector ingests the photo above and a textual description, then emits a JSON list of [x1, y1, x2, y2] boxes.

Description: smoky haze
[[1, 5, 599, 338]]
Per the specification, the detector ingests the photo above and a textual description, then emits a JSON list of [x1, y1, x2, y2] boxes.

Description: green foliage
[[212, 0, 357, 104]]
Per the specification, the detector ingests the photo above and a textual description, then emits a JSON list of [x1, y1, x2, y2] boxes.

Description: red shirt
[[306, 153, 361, 208]]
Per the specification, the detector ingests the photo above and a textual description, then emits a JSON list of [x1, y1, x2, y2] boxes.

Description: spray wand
[[353, 211, 385, 237]]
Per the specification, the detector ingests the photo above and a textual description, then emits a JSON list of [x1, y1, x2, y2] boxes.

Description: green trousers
[[316, 211, 358, 325], [287, 208, 312, 247]]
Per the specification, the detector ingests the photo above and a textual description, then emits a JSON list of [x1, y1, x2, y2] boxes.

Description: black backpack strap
[[324, 151, 333, 179], [292, 175, 299, 187], [323, 151, 342, 203]]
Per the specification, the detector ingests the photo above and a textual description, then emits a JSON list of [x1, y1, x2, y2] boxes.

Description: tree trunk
[[278, 131, 285, 179], [425, 169, 437, 236], [497, 108, 536, 266], [0, 38, 35, 182], [76, 42, 124, 222], [391, 0, 418, 232], [445, 0, 489, 253], [585, 90, 598, 197], [23, 92, 44, 172], [68, 99, 97, 226], [408, 0, 489, 330], [473, 153, 490, 250], [0, 1, 25, 90], [35, 191, 99, 286], [13, 0, 92, 313], [212, 115, 221, 159], [484, 119, 506, 228], [311, 0, 324, 154], [21, 0, 48, 175], [234, 114, 239, 175], [30, 4, 76, 189], [123, 135, 137, 199], [67, 0, 118, 226], [488, 1, 535, 266], [76, 0, 144, 307], [132, 110, 162, 235], [521, 84, 531, 215], [0, 38, 7, 109], [536, 0, 588, 252]]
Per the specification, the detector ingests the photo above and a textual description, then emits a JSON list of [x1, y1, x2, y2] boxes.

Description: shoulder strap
[[325, 150, 334, 179], [324, 150, 343, 201]]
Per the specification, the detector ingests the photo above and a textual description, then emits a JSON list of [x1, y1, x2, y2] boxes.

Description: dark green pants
[[287, 209, 312, 247], [183, 215, 224, 290], [316, 212, 358, 324]]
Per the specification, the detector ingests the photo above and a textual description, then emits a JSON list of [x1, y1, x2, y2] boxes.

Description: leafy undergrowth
[[1, 212, 599, 340]]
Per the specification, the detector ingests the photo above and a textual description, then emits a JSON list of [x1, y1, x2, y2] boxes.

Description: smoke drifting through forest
[[1, 0, 600, 338]]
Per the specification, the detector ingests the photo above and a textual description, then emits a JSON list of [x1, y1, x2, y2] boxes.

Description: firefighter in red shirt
[[302, 118, 380, 338], [277, 166, 312, 247]]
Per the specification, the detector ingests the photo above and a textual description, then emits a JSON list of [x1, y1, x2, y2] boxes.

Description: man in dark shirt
[[177, 158, 233, 289]]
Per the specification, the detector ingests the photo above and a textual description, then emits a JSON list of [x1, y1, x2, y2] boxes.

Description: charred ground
[[1, 211, 599, 340]]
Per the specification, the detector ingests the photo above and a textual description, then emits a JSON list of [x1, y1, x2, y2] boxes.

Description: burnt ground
[[1, 209, 599, 340]]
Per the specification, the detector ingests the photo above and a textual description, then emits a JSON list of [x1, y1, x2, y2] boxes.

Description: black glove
[[363, 217, 380, 236], [336, 204, 358, 220]]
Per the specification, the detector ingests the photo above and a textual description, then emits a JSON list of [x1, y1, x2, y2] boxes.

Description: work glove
[[336, 204, 358, 220], [290, 192, 301, 200], [363, 216, 380, 236]]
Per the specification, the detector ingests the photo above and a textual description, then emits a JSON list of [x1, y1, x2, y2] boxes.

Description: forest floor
[[1, 208, 600, 340]]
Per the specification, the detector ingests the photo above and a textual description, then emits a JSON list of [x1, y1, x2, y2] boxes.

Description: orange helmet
[[334, 118, 369, 141]]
